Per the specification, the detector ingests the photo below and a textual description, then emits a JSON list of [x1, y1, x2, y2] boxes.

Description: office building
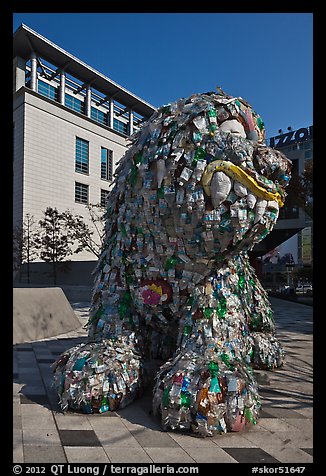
[[261, 126, 313, 290], [13, 24, 156, 281]]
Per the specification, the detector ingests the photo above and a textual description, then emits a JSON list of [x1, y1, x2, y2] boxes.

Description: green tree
[[13, 225, 23, 279], [35, 207, 75, 284], [63, 203, 106, 259], [294, 266, 313, 285], [13, 214, 39, 283]]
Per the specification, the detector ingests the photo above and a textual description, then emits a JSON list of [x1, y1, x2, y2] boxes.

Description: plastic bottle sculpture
[[53, 89, 291, 436]]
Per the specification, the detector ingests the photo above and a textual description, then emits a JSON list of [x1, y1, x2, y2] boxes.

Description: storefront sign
[[269, 126, 313, 148]]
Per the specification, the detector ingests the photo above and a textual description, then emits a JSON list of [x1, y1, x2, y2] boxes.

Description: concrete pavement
[[13, 297, 313, 464]]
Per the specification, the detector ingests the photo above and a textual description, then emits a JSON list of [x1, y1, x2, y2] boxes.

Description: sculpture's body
[[53, 90, 291, 436]]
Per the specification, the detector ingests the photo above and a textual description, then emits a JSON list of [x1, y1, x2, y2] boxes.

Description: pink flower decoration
[[141, 288, 161, 306]]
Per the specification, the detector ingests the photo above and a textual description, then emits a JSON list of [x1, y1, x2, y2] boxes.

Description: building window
[[65, 93, 83, 113], [91, 107, 106, 125], [75, 182, 88, 204], [101, 147, 113, 181], [113, 118, 128, 135], [75, 137, 89, 174], [37, 79, 57, 100], [100, 189, 110, 208]]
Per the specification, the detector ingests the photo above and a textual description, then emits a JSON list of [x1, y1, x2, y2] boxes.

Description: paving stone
[[54, 414, 94, 430], [223, 447, 280, 463], [13, 403, 21, 416], [295, 407, 313, 418], [13, 415, 22, 430], [130, 428, 179, 448], [13, 395, 21, 405], [64, 446, 110, 463], [13, 382, 24, 395], [58, 429, 101, 447], [18, 359, 37, 371], [213, 433, 259, 448], [104, 447, 153, 463], [301, 448, 313, 456], [23, 445, 67, 463], [89, 411, 120, 418], [20, 394, 49, 405], [94, 428, 142, 447], [20, 404, 53, 416], [23, 428, 61, 446], [21, 413, 57, 430], [144, 447, 196, 463], [13, 429, 23, 450], [262, 407, 308, 418], [243, 423, 270, 433], [263, 444, 313, 463], [186, 446, 238, 463], [259, 409, 275, 418], [13, 444, 24, 463], [258, 417, 301, 432], [242, 430, 313, 463], [89, 416, 127, 430], [270, 430, 313, 448], [21, 386, 47, 395], [168, 432, 217, 448], [283, 418, 313, 432], [120, 415, 162, 431], [18, 367, 39, 374]]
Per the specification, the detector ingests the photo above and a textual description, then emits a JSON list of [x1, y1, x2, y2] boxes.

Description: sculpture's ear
[[253, 146, 292, 190]]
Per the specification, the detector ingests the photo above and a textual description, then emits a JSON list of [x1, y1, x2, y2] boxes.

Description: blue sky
[[13, 12, 313, 139]]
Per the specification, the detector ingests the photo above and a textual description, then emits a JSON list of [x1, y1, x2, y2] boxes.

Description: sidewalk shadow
[[13, 336, 88, 413], [13, 336, 164, 430]]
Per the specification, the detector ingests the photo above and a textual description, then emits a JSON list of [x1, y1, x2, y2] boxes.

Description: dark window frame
[[75, 137, 89, 175], [101, 147, 113, 182], [75, 181, 89, 204]]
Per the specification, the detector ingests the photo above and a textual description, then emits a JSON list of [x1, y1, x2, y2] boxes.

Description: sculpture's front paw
[[152, 350, 261, 436], [52, 336, 144, 413]]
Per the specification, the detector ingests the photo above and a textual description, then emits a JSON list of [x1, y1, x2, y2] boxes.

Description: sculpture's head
[[109, 90, 292, 269]]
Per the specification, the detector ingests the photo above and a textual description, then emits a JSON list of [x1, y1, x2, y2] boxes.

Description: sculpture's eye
[[219, 119, 246, 138]]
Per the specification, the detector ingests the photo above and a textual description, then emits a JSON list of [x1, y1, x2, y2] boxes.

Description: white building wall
[[13, 94, 25, 226], [18, 89, 129, 261], [13, 56, 26, 93]]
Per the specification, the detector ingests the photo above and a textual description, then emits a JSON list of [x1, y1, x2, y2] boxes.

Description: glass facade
[[113, 118, 128, 135], [38, 80, 57, 100], [101, 147, 113, 181], [91, 107, 106, 125], [75, 137, 89, 174], [75, 182, 89, 204], [65, 93, 83, 114]]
